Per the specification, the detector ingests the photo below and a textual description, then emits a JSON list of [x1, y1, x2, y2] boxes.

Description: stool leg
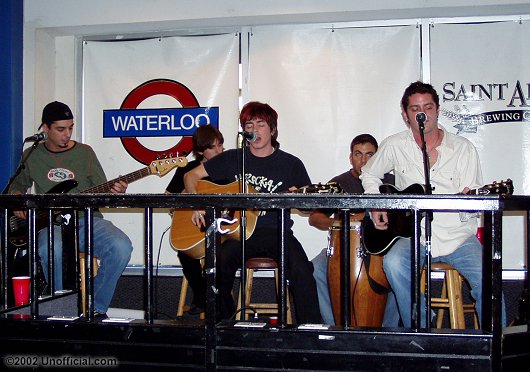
[[237, 268, 255, 320], [236, 277, 242, 320], [446, 270, 465, 329], [177, 277, 189, 318], [80, 257, 86, 316], [436, 274, 448, 329], [455, 273, 467, 329], [80, 256, 99, 317], [244, 269, 254, 320], [273, 268, 292, 324]]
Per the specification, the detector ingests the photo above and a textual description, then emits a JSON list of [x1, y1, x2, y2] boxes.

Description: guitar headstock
[[476, 179, 514, 196], [149, 157, 189, 177], [295, 182, 343, 194]]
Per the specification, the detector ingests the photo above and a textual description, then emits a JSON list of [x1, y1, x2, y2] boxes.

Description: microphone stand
[[418, 120, 433, 328], [238, 133, 249, 318], [2, 140, 41, 195], [1, 139, 42, 310]]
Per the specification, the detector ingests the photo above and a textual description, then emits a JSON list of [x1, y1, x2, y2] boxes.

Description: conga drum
[[327, 222, 390, 327]]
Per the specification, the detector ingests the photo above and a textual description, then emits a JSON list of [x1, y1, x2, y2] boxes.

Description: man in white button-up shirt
[[360, 81, 504, 328]]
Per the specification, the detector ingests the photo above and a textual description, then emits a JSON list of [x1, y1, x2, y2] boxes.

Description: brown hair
[[350, 134, 378, 152], [192, 125, 224, 161], [239, 101, 279, 149], [401, 81, 440, 111]]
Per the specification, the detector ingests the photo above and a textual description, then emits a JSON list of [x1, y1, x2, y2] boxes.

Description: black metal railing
[[0, 191, 528, 369]]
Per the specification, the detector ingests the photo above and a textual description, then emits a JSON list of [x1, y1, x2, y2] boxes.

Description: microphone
[[24, 132, 48, 142], [240, 131, 257, 143], [415, 112, 427, 128]]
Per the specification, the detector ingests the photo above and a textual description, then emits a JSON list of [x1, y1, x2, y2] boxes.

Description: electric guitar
[[8, 157, 188, 247], [170, 181, 342, 259], [361, 179, 514, 255]]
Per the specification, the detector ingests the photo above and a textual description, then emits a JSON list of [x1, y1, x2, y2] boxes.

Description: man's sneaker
[[79, 311, 108, 322], [93, 311, 108, 321]]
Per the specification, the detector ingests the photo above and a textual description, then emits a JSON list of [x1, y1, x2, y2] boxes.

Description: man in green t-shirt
[[9, 101, 133, 320]]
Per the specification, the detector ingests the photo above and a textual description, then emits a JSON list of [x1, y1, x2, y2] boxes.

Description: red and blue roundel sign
[[112, 79, 218, 164]]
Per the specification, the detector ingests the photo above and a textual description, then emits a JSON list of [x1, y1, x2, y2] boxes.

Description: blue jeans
[[382, 235, 506, 328], [311, 248, 335, 325], [39, 216, 132, 313]]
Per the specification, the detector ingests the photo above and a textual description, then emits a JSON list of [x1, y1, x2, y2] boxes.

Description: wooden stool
[[236, 257, 293, 323], [421, 262, 479, 329], [177, 259, 205, 319], [79, 252, 99, 315]]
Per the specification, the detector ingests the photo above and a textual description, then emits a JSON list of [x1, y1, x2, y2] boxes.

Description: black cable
[[229, 306, 258, 321], [154, 224, 172, 320]]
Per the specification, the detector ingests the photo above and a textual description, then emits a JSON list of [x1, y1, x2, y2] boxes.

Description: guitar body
[[362, 180, 514, 255], [8, 179, 79, 247], [362, 183, 424, 255], [170, 180, 259, 259], [7, 157, 186, 247]]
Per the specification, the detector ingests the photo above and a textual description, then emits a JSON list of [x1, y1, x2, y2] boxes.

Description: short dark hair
[[400, 81, 440, 111], [192, 125, 224, 161], [239, 101, 280, 149], [350, 133, 378, 153]]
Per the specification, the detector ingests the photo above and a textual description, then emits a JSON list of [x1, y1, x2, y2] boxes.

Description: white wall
[[23, 0, 530, 139]]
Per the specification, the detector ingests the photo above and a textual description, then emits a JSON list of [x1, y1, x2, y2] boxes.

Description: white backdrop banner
[[246, 25, 420, 261], [81, 22, 524, 271], [83, 34, 240, 266], [431, 21, 530, 269]]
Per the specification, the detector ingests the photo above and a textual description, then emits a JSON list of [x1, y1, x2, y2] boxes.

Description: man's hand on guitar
[[110, 180, 128, 193], [14, 210, 27, 219], [12, 192, 27, 219], [370, 210, 389, 230], [192, 210, 206, 228]]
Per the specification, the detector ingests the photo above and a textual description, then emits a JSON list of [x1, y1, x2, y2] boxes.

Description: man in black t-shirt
[[184, 101, 321, 324]]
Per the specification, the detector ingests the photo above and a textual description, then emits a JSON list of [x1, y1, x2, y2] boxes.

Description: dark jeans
[[216, 228, 321, 324], [177, 251, 206, 307]]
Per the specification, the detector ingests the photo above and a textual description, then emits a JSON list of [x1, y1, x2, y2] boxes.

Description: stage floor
[[1, 304, 528, 371]]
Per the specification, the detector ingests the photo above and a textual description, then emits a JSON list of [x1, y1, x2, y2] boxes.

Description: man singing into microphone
[[184, 101, 321, 324], [360, 81, 505, 328]]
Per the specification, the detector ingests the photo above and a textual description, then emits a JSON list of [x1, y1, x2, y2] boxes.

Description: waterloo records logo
[[103, 79, 219, 165], [441, 80, 530, 134]]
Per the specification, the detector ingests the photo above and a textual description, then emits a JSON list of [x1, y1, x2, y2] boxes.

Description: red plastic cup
[[12, 276, 30, 306], [476, 227, 484, 245], [269, 316, 278, 326]]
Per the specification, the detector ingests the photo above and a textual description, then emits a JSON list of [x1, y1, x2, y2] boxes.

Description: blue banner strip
[[103, 107, 219, 137]]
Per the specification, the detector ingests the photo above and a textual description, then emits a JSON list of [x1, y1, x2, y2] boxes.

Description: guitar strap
[[361, 251, 391, 295]]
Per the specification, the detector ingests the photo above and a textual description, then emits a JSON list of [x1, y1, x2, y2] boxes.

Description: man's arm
[[309, 210, 366, 231], [183, 164, 209, 193], [309, 211, 335, 231], [183, 163, 210, 227]]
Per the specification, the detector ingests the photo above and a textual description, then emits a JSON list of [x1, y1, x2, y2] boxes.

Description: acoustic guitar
[[8, 157, 187, 247], [361, 179, 514, 255], [170, 181, 343, 259], [170, 180, 259, 259]]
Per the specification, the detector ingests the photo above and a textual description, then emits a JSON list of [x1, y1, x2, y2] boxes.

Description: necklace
[[426, 131, 442, 160]]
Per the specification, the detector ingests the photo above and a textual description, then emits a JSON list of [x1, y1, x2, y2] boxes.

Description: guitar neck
[[82, 167, 151, 194]]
